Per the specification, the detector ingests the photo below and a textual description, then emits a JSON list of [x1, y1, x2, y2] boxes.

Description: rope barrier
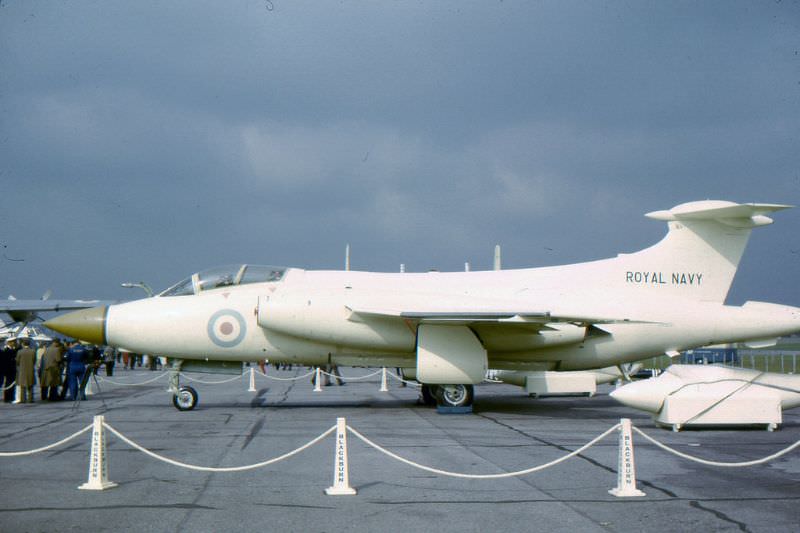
[[0, 424, 94, 457], [95, 373, 169, 386], [631, 426, 800, 467], [1, 380, 17, 391], [385, 371, 421, 387], [178, 373, 242, 385], [318, 369, 383, 381], [346, 423, 621, 479], [253, 369, 317, 382], [103, 422, 336, 472], [5, 414, 800, 495]]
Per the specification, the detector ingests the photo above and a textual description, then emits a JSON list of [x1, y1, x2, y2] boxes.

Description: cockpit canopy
[[159, 265, 286, 297]]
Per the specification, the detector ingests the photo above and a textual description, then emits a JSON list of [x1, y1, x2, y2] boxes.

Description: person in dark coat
[[15, 339, 36, 403], [40, 340, 64, 401], [1, 339, 19, 402], [103, 346, 116, 376]]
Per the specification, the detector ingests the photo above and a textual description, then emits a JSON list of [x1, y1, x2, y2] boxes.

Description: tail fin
[[619, 200, 791, 303]]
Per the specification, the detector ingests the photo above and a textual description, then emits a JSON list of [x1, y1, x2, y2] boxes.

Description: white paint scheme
[[49, 201, 800, 399], [610, 365, 800, 429]]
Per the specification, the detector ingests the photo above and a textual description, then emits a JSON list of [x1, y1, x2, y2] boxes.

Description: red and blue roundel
[[207, 309, 247, 348]]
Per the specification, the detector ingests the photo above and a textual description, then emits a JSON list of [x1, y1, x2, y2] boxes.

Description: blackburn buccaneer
[[45, 200, 800, 410]]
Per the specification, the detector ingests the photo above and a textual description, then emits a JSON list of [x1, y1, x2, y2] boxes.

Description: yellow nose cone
[[44, 306, 108, 345]]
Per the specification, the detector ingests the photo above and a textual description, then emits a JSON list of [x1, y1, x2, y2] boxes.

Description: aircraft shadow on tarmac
[[154, 388, 650, 420], [469, 393, 647, 419]]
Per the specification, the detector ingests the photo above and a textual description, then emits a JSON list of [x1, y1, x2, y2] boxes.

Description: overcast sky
[[1, 1, 799, 307]]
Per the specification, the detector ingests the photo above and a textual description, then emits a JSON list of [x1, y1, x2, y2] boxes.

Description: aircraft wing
[[347, 307, 655, 327], [0, 299, 111, 313]]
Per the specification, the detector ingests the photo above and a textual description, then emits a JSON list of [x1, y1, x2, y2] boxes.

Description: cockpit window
[[160, 277, 194, 297], [239, 265, 286, 284], [159, 264, 286, 297], [195, 265, 240, 292]]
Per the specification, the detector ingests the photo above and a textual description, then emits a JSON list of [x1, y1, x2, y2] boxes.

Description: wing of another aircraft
[[1, 298, 115, 329]]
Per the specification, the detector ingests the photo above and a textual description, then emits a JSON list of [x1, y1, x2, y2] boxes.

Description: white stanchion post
[[79, 415, 118, 491], [609, 418, 646, 497], [379, 367, 388, 392], [248, 367, 256, 392], [313, 367, 322, 392], [325, 417, 357, 496], [13, 385, 21, 404], [86, 374, 94, 396]]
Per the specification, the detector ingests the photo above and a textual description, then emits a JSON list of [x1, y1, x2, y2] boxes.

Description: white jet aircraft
[[45, 200, 800, 411]]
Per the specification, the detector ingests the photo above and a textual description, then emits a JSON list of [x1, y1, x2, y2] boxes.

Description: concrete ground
[[1, 367, 799, 533]]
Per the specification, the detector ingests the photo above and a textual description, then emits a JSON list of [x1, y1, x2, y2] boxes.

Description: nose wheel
[[172, 386, 198, 411]]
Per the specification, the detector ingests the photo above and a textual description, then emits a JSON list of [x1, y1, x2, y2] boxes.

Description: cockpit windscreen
[[159, 265, 286, 297]]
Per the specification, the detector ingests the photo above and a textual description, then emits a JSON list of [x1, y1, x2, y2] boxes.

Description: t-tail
[[614, 200, 792, 303]]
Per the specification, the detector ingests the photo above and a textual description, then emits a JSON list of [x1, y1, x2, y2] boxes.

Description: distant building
[[682, 345, 738, 365]]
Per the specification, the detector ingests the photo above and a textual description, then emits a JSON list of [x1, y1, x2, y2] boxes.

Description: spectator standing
[[41, 340, 64, 401], [0, 339, 18, 402], [15, 339, 36, 403], [64, 341, 88, 401], [35, 342, 46, 383], [103, 346, 116, 376]]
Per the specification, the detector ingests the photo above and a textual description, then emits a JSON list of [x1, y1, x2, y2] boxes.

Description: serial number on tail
[[625, 271, 703, 285]]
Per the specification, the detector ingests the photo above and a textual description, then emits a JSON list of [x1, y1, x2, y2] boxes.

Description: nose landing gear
[[172, 386, 198, 411]]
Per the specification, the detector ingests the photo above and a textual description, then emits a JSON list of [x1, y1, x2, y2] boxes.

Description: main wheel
[[172, 386, 198, 411], [437, 384, 474, 408]]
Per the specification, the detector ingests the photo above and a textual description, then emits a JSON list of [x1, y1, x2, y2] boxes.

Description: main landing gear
[[420, 384, 474, 409]]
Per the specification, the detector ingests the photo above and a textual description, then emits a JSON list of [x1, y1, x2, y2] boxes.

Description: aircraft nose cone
[[609, 380, 665, 413], [44, 306, 107, 345]]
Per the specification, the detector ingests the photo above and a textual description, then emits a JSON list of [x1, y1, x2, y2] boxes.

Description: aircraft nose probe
[[44, 306, 108, 345]]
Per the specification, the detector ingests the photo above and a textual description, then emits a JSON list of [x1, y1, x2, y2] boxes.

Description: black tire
[[420, 384, 438, 406], [437, 384, 474, 408], [173, 386, 198, 411]]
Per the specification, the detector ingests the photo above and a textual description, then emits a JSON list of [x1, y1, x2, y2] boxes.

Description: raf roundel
[[207, 309, 247, 348]]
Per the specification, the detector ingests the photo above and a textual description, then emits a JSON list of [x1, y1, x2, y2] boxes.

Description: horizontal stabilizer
[[646, 201, 792, 228]]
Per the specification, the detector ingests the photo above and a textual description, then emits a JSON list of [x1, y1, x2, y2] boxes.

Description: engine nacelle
[[257, 291, 414, 350], [416, 324, 487, 384]]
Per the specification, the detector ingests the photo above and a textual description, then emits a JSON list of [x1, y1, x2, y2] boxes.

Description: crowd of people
[[0, 338, 393, 402], [0, 337, 161, 403]]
